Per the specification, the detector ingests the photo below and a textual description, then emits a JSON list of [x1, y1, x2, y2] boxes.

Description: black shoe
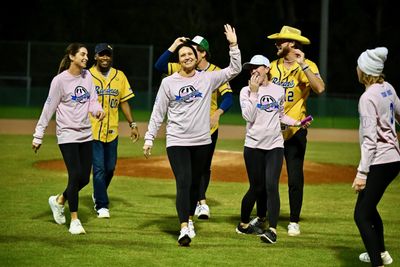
[[260, 229, 277, 244], [249, 217, 266, 230], [235, 223, 264, 235]]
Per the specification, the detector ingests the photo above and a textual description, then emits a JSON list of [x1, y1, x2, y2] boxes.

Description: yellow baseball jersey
[[89, 66, 135, 142], [269, 58, 320, 140], [168, 62, 232, 134]]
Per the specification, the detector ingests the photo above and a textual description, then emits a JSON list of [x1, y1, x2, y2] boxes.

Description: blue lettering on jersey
[[96, 86, 119, 96], [271, 77, 295, 89]]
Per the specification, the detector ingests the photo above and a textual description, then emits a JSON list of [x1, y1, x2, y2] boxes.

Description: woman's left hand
[[352, 177, 366, 193], [224, 24, 237, 45]]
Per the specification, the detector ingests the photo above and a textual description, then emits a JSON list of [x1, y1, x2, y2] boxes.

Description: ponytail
[[57, 43, 86, 74]]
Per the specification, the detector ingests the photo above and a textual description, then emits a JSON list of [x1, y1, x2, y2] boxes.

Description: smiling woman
[[142, 24, 242, 246]]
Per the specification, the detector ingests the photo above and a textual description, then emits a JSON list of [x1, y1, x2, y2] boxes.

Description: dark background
[[2, 0, 398, 97]]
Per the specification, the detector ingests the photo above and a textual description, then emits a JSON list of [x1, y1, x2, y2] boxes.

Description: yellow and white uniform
[[89, 66, 134, 142], [167, 62, 232, 134], [269, 58, 320, 140]]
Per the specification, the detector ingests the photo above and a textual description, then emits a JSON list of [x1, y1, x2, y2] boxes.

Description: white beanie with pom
[[357, 47, 388, 76]]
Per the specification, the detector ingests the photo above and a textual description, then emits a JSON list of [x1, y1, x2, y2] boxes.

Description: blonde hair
[[57, 43, 86, 74], [359, 71, 385, 86]]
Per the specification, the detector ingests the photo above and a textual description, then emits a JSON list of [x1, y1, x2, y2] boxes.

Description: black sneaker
[[260, 229, 277, 244], [235, 223, 264, 235], [249, 217, 266, 230]]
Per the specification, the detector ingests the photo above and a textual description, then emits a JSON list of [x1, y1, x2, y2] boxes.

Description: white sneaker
[[48, 195, 66, 225], [97, 208, 110, 218], [194, 202, 201, 216], [69, 219, 86, 235], [359, 251, 393, 265], [188, 220, 196, 238], [197, 204, 210, 219], [287, 222, 300, 236], [178, 226, 191, 246]]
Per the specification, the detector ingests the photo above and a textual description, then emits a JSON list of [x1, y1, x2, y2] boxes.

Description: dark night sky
[[2, 0, 399, 96]]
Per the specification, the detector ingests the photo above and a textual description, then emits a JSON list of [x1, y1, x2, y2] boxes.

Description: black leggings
[[241, 147, 284, 228], [167, 145, 210, 223], [198, 129, 218, 200], [354, 161, 400, 266], [284, 128, 307, 223], [59, 141, 93, 212]]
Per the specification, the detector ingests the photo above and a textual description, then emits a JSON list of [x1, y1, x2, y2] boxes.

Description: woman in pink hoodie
[[353, 47, 399, 266], [32, 43, 104, 235]]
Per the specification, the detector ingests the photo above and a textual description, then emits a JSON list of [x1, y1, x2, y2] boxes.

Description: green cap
[[188, 36, 210, 53]]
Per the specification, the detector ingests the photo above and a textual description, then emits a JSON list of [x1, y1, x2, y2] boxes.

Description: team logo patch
[[175, 85, 202, 103], [257, 95, 279, 112], [71, 86, 90, 103]]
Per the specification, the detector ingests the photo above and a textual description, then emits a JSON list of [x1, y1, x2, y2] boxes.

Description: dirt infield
[[35, 150, 356, 184], [2, 119, 357, 184]]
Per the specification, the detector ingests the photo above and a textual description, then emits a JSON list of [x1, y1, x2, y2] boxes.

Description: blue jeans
[[92, 138, 118, 210]]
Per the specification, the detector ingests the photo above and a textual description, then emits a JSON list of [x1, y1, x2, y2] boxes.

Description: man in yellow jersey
[[267, 26, 325, 236], [154, 36, 233, 220], [89, 43, 140, 218]]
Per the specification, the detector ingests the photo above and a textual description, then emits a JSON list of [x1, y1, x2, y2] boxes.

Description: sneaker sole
[[288, 232, 300, 236], [260, 234, 276, 244], [197, 214, 209, 220], [97, 215, 110, 219], [178, 235, 191, 246]]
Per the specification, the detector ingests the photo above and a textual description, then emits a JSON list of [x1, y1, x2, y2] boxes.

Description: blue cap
[[95, 43, 113, 54]]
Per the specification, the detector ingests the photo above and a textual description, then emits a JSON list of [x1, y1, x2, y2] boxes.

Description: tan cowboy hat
[[267, 26, 310, 45]]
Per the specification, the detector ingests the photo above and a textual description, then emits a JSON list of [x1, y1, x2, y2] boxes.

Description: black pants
[[198, 129, 218, 200], [284, 128, 307, 223], [240, 147, 284, 228], [354, 161, 400, 266], [167, 144, 210, 223], [59, 141, 93, 212]]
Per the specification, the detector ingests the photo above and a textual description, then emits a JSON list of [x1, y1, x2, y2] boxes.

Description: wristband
[[302, 65, 310, 71], [129, 122, 137, 129]]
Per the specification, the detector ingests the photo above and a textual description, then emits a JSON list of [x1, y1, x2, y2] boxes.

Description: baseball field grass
[[0, 134, 399, 267]]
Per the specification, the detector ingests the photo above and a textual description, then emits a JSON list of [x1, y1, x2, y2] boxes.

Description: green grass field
[[0, 134, 399, 267]]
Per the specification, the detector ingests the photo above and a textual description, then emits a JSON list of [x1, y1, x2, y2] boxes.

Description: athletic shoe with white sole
[[69, 219, 86, 235], [235, 222, 264, 235], [260, 229, 277, 244], [188, 219, 196, 238], [287, 222, 300, 236], [97, 208, 110, 218], [359, 251, 393, 265], [194, 202, 200, 216], [197, 204, 210, 220], [178, 226, 191, 246], [249, 217, 266, 231], [48, 195, 66, 225]]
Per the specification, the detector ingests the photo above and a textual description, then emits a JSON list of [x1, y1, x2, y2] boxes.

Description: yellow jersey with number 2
[[269, 58, 320, 140]]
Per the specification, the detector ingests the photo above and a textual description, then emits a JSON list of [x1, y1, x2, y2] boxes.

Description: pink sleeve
[[240, 87, 258, 123], [33, 77, 62, 144], [88, 79, 103, 116]]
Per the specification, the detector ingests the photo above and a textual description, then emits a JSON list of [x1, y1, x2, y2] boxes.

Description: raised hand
[[224, 24, 237, 45]]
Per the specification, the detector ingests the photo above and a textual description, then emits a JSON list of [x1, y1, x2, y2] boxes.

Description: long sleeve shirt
[[33, 70, 103, 145], [240, 82, 298, 150], [357, 81, 400, 179], [144, 45, 241, 147], [154, 49, 234, 134]]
